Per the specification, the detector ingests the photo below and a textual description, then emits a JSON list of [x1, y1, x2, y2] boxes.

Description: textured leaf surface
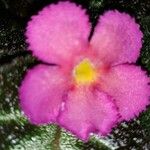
[[0, 0, 150, 149]]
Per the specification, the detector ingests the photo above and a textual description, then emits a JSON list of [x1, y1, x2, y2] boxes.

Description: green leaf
[[0, 8, 25, 57], [140, 16, 150, 71]]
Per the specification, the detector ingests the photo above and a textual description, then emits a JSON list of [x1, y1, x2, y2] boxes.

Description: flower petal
[[19, 65, 69, 124], [26, 2, 90, 64], [100, 64, 150, 121], [57, 86, 118, 141], [91, 10, 143, 65]]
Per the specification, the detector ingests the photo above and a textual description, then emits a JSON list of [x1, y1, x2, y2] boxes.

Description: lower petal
[[19, 65, 69, 124], [100, 64, 150, 121], [57, 86, 118, 141]]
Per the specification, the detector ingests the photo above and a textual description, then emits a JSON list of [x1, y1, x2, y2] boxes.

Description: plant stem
[[52, 125, 61, 150]]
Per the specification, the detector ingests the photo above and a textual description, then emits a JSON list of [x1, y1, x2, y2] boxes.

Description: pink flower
[[19, 1, 150, 141]]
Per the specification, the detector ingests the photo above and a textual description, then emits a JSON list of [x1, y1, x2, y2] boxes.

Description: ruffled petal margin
[[91, 10, 143, 65], [26, 2, 91, 64], [19, 65, 69, 124], [100, 64, 150, 121], [57, 86, 118, 141]]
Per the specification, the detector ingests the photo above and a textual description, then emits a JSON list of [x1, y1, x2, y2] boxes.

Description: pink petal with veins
[[100, 64, 150, 121], [26, 2, 90, 64], [19, 65, 69, 124], [91, 10, 143, 65], [58, 86, 118, 141]]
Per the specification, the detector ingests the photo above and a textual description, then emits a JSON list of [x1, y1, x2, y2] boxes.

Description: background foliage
[[0, 0, 150, 149]]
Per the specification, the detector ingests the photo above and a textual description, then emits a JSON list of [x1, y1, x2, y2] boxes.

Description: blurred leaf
[[105, 119, 150, 149], [0, 0, 59, 18], [0, 8, 26, 58], [140, 108, 150, 135], [140, 16, 150, 71], [0, 55, 35, 113]]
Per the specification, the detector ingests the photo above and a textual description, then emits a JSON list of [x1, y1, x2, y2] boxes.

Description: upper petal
[[57, 86, 118, 141], [91, 10, 143, 65], [26, 2, 91, 64], [100, 64, 150, 121], [19, 65, 69, 124]]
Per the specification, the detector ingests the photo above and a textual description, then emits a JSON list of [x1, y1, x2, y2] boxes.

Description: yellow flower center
[[73, 59, 97, 85]]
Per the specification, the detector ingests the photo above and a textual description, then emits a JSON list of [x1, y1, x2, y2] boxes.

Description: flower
[[19, 1, 150, 141]]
